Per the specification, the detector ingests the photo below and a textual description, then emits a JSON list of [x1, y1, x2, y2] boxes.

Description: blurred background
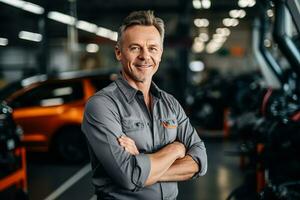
[[0, 0, 300, 199]]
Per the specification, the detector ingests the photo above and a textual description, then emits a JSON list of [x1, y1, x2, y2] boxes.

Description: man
[[82, 10, 207, 200]]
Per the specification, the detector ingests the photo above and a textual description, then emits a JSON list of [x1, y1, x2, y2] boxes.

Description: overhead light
[[96, 27, 118, 41], [110, 32, 118, 41], [192, 41, 205, 53], [189, 61, 205, 72], [267, 9, 274, 17], [193, 0, 202, 9], [202, 0, 211, 9], [22, 2, 44, 14], [18, 31, 42, 42], [206, 42, 222, 54], [223, 18, 239, 27], [48, 11, 76, 25], [229, 9, 246, 18], [199, 33, 209, 42], [212, 35, 227, 43], [0, 0, 44, 14], [0, 37, 8, 46], [216, 28, 231, 36], [0, 0, 24, 8], [76, 20, 98, 33], [86, 43, 99, 53], [238, 0, 256, 8], [96, 27, 111, 38], [248, 0, 256, 7], [264, 39, 272, 47], [194, 18, 209, 27]]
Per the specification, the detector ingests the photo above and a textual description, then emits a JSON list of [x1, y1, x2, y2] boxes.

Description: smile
[[135, 64, 152, 68]]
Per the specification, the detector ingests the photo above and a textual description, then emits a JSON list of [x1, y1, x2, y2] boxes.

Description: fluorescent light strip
[[96, 27, 118, 41], [48, 11, 76, 25], [0, 0, 24, 8], [0, 0, 117, 41], [86, 43, 99, 53], [18, 31, 42, 42], [22, 2, 44, 14], [76, 20, 98, 33], [0, 0, 44, 14], [0, 37, 8, 46]]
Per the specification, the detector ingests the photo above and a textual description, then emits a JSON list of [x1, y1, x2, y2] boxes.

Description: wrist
[[170, 142, 186, 159]]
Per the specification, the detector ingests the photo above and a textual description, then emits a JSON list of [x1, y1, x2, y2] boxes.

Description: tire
[[54, 127, 88, 163]]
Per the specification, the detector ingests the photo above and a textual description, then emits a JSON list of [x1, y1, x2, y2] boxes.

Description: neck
[[122, 73, 152, 97]]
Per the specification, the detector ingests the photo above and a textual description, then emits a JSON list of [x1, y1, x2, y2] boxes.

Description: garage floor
[[27, 138, 243, 200]]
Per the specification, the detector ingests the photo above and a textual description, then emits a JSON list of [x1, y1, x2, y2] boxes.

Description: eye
[[149, 47, 158, 53], [130, 46, 141, 52]]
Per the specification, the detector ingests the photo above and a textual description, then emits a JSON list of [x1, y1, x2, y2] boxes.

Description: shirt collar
[[115, 74, 162, 103]]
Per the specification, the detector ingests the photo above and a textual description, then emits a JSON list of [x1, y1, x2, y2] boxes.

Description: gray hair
[[117, 10, 165, 46]]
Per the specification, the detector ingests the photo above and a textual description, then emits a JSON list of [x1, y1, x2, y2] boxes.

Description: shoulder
[[160, 90, 180, 106], [86, 81, 119, 109]]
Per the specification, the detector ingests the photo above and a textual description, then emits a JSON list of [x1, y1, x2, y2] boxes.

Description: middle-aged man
[[82, 10, 207, 200]]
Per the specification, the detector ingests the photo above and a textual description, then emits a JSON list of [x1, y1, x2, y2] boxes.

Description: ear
[[115, 45, 122, 61]]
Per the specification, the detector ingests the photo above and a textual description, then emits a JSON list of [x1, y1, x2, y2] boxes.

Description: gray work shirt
[[82, 76, 207, 200]]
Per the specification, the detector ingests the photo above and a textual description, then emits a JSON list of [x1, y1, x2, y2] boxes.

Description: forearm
[[159, 155, 199, 182], [144, 142, 185, 186]]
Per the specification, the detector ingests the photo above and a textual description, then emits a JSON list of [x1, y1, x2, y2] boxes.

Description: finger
[[118, 136, 139, 155]]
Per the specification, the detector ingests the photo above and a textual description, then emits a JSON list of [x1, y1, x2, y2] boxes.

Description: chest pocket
[[121, 119, 147, 150], [122, 119, 144, 132], [160, 118, 178, 143]]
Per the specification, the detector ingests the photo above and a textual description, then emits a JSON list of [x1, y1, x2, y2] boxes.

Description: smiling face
[[115, 25, 163, 85]]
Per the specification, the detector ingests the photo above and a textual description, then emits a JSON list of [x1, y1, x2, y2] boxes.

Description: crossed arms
[[82, 95, 207, 191], [118, 135, 200, 186]]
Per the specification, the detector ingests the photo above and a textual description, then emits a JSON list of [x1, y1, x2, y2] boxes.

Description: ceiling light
[[0, 0, 44, 14], [0, 37, 8, 46], [86, 43, 99, 53], [76, 20, 98, 33], [238, 0, 256, 8], [238, 0, 248, 8], [22, 2, 44, 14], [194, 18, 209, 27], [96, 27, 111, 38], [267, 9, 274, 17], [0, 0, 23, 8], [206, 42, 222, 54], [96, 27, 118, 41], [232, 19, 239, 26], [264, 39, 271, 47], [229, 9, 246, 18], [193, 0, 202, 9], [48, 11, 76, 25], [216, 28, 231, 36], [18, 31, 42, 42], [202, 0, 211, 9], [199, 33, 209, 42], [192, 42, 205, 53], [212, 36, 227, 43], [248, 0, 256, 7], [110, 32, 118, 41], [189, 61, 205, 72], [223, 18, 239, 27]]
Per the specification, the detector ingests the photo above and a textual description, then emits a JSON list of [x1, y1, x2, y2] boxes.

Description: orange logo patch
[[161, 121, 177, 129]]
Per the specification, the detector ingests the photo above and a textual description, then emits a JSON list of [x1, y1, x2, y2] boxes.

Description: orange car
[[0, 69, 116, 163]]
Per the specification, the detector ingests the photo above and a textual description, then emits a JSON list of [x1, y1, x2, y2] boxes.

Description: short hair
[[117, 10, 165, 46]]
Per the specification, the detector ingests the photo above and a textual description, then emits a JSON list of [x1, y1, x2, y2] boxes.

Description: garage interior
[[0, 0, 300, 199]]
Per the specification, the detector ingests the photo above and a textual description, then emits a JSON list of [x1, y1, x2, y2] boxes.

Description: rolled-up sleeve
[[82, 94, 151, 190], [171, 97, 208, 177]]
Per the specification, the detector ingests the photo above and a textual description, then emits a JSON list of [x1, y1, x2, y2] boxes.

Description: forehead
[[122, 25, 162, 46]]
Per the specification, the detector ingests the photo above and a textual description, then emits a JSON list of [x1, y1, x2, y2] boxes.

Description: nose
[[138, 49, 150, 60]]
